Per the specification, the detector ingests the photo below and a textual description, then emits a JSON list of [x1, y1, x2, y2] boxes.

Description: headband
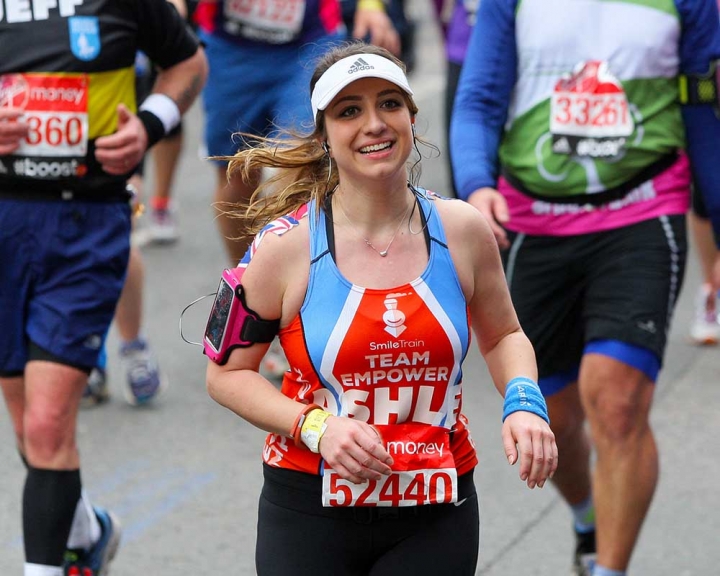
[[311, 54, 413, 121]]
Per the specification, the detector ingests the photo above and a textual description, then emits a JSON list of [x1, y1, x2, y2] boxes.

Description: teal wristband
[[502, 377, 549, 424]]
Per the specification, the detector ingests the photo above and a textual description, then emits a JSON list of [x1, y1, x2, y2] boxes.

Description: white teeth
[[360, 142, 392, 153]]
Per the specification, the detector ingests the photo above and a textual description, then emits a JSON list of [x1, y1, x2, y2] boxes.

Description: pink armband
[[203, 268, 280, 365]]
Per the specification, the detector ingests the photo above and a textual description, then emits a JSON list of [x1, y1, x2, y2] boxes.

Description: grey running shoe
[[572, 529, 596, 576], [81, 368, 109, 408], [119, 338, 168, 406], [64, 508, 121, 576]]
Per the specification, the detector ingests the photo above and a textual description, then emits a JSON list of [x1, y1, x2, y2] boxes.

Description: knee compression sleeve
[[23, 467, 81, 565]]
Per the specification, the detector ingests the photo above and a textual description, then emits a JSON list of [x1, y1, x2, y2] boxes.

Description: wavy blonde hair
[[218, 42, 420, 239]]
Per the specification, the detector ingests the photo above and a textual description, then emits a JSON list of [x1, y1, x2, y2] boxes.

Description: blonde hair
[[219, 42, 420, 239]]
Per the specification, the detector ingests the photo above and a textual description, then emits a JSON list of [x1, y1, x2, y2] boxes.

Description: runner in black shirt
[[0, 2, 207, 574]]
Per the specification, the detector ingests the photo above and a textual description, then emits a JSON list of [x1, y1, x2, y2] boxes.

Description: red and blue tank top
[[244, 192, 478, 479]]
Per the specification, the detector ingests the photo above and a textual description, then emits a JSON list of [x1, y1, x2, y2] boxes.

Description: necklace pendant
[[379, 250, 388, 257]]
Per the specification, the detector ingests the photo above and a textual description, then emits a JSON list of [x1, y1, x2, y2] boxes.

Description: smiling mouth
[[360, 142, 393, 154]]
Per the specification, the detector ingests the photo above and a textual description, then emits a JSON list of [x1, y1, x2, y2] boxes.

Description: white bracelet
[[139, 93, 181, 135], [301, 424, 326, 454], [300, 410, 331, 453]]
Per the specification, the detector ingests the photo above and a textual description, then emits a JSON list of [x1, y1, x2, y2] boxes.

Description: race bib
[[223, 0, 306, 43], [550, 61, 634, 158], [0, 73, 89, 158], [322, 424, 458, 507]]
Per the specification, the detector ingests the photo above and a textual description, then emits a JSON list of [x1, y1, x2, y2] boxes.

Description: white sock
[[66, 490, 101, 550], [24, 564, 62, 576]]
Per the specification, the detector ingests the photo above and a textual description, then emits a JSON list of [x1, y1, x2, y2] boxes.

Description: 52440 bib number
[[323, 468, 457, 507], [321, 424, 458, 507]]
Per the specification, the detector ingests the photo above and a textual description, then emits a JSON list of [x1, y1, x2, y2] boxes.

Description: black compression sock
[[23, 467, 82, 565]]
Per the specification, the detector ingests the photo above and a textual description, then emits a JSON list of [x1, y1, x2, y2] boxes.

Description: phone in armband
[[203, 268, 280, 365]]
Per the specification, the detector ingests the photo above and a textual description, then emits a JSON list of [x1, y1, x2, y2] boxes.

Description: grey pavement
[[1, 2, 719, 574]]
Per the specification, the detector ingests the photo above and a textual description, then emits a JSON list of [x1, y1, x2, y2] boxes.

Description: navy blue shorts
[[200, 32, 344, 162], [0, 199, 131, 375]]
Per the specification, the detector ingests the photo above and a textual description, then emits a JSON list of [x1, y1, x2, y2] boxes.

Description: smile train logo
[[382, 293, 407, 338]]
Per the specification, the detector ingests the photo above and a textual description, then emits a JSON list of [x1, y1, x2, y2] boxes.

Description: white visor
[[311, 54, 413, 122]]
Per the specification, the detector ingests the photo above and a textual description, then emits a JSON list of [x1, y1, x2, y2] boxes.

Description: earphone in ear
[[321, 141, 330, 154]]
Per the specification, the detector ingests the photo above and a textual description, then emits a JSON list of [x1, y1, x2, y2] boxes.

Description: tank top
[[262, 191, 478, 479]]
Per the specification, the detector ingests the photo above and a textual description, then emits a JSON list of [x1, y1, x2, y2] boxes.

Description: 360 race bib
[[322, 424, 458, 507], [0, 73, 89, 158]]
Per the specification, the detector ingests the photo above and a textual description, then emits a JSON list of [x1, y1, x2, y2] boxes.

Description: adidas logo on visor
[[348, 58, 375, 74]]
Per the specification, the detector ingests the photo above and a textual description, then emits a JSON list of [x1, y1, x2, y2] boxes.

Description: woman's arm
[[205, 227, 393, 483], [444, 199, 558, 488], [205, 230, 302, 432]]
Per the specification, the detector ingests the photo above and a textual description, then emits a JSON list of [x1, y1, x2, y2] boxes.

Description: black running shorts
[[502, 215, 687, 380], [256, 464, 479, 576]]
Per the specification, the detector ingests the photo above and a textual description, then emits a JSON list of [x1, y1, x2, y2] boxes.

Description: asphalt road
[[2, 2, 719, 573]]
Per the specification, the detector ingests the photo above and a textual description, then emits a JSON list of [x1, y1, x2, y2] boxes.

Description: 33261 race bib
[[322, 424, 458, 507], [550, 61, 634, 158]]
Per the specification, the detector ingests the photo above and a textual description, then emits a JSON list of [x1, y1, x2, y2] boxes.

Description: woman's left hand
[[319, 416, 394, 484], [501, 412, 558, 489]]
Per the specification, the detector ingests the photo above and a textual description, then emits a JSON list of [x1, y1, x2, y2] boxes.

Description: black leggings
[[256, 464, 479, 576]]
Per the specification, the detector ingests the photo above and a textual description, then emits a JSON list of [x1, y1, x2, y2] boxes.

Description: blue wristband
[[502, 377, 549, 424]]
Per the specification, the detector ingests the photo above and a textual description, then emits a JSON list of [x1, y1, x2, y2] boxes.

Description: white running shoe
[[119, 338, 168, 405], [689, 284, 720, 345], [147, 206, 179, 244]]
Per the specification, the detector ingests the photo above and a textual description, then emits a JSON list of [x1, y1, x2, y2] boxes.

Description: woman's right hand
[[319, 416, 394, 484], [467, 187, 510, 249]]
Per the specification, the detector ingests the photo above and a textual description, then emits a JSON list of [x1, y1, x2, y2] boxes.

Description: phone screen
[[205, 278, 234, 352]]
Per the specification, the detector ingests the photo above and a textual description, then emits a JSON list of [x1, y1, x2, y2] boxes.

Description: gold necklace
[[336, 196, 412, 257]]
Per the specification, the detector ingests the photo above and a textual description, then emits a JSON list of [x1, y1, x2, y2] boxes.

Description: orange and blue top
[[242, 192, 478, 477]]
